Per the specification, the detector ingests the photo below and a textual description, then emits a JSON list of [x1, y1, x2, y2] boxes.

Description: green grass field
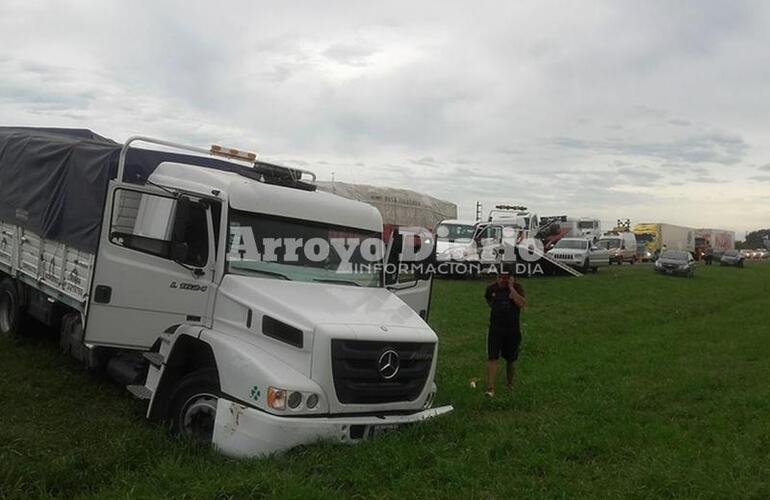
[[2, 263, 770, 499]]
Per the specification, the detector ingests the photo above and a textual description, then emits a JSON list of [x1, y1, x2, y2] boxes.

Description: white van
[[596, 232, 638, 264]]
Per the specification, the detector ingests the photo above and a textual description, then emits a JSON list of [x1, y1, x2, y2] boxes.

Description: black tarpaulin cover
[[0, 127, 240, 253]]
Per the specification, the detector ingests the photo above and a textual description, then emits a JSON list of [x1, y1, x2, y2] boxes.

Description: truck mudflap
[[212, 397, 454, 459]]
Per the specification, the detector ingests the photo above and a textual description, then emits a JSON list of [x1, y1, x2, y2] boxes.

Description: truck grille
[[331, 340, 434, 404]]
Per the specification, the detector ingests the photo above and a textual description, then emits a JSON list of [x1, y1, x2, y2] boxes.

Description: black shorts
[[487, 324, 521, 361]]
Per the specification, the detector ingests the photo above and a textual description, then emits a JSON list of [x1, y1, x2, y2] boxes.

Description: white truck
[[434, 219, 480, 272], [633, 223, 695, 257], [694, 228, 735, 256], [0, 128, 451, 458], [596, 232, 638, 264]]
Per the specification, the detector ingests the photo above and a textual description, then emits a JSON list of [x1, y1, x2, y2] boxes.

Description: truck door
[[385, 229, 434, 321], [85, 185, 217, 349]]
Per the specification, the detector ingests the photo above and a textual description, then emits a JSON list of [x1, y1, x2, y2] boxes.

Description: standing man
[[704, 244, 713, 266], [484, 269, 527, 397]]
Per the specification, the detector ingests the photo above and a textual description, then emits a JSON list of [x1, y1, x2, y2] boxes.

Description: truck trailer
[[0, 127, 451, 458], [633, 223, 695, 256], [694, 228, 735, 257]]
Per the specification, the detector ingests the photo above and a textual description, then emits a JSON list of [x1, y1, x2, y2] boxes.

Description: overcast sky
[[1, 1, 768, 236]]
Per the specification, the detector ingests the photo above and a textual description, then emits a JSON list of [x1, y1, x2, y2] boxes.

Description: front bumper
[[212, 397, 454, 459], [655, 267, 688, 276]]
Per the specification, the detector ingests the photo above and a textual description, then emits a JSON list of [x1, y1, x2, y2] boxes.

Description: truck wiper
[[234, 267, 290, 280], [313, 278, 361, 287]]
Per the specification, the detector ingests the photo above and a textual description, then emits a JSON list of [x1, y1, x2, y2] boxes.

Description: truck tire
[[60, 314, 104, 369], [169, 369, 221, 443], [60, 314, 87, 362], [0, 277, 23, 337]]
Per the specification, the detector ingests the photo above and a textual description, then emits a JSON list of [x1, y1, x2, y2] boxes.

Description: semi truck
[[694, 228, 735, 258], [0, 127, 451, 458], [633, 223, 695, 256]]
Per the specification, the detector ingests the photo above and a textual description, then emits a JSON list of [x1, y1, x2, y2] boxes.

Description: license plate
[[370, 424, 399, 437]]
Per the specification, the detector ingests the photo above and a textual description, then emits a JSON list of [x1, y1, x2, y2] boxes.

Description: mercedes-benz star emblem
[[377, 349, 400, 380]]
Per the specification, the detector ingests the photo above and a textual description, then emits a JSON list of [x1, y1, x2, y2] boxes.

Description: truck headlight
[[267, 387, 287, 410], [287, 391, 303, 409], [306, 393, 319, 409]]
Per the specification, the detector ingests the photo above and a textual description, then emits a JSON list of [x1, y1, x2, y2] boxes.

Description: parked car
[[654, 250, 696, 277], [546, 237, 610, 272], [739, 249, 754, 260], [720, 250, 744, 267], [754, 248, 769, 259]]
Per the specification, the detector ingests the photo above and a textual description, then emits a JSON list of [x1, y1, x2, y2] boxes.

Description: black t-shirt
[[485, 282, 524, 327]]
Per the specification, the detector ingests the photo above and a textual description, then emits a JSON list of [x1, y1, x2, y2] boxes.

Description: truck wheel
[[0, 277, 23, 337], [169, 369, 220, 443]]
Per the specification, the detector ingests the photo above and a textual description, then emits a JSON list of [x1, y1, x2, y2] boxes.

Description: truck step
[[143, 352, 165, 367], [127, 385, 153, 401]]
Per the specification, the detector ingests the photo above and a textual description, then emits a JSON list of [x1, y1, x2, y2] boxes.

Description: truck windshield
[[227, 210, 382, 287], [555, 239, 587, 250], [436, 224, 476, 242]]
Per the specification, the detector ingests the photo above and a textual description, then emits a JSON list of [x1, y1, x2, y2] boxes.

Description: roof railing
[[116, 135, 317, 187]]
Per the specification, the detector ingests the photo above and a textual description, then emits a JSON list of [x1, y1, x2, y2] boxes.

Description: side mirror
[[171, 241, 189, 262], [384, 231, 402, 286]]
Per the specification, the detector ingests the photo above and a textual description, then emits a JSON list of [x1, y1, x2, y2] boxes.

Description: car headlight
[[655, 260, 662, 267]]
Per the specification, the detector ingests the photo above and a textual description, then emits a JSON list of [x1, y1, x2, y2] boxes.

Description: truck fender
[[199, 330, 329, 414], [148, 328, 218, 420]]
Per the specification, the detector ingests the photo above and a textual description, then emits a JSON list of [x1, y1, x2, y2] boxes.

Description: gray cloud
[[323, 41, 380, 67], [552, 132, 749, 165], [0, 0, 768, 231]]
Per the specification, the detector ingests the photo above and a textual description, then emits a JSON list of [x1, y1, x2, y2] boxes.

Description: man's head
[[496, 271, 511, 286]]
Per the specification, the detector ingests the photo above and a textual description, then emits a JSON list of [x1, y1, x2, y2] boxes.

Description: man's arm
[[508, 282, 527, 308], [484, 285, 494, 307]]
